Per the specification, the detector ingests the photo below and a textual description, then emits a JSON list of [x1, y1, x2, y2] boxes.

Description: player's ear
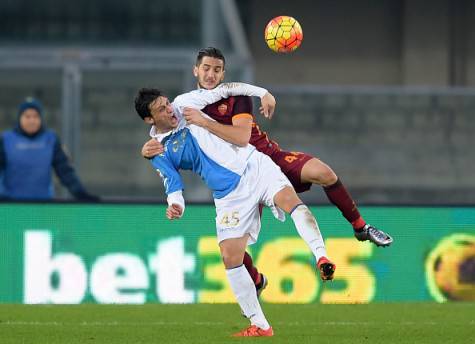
[[144, 116, 154, 125], [220, 70, 225, 82], [193, 65, 199, 77]]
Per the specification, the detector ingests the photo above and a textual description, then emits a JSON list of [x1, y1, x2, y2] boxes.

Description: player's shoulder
[[173, 91, 193, 104], [173, 89, 205, 104]]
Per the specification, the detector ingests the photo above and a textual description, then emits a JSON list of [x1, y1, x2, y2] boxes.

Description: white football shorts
[[214, 151, 292, 244]]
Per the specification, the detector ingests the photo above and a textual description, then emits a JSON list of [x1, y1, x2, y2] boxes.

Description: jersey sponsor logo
[[218, 103, 228, 115]]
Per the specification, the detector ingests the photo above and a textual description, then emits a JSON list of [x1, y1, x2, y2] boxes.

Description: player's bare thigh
[[300, 158, 338, 187]]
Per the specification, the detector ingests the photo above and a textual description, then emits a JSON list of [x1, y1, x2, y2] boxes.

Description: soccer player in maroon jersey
[[141, 47, 393, 294]]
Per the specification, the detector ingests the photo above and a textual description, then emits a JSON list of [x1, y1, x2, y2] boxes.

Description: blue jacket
[[0, 127, 90, 200]]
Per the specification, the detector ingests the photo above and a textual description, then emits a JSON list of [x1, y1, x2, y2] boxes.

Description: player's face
[[19, 109, 42, 135], [194, 56, 225, 90], [146, 96, 178, 132]]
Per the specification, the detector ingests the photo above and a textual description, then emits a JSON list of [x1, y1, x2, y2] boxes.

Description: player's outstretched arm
[[174, 82, 276, 118], [216, 83, 276, 119]]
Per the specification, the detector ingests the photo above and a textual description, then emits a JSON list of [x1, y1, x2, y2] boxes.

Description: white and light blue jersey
[[151, 126, 254, 199], [149, 83, 267, 203]]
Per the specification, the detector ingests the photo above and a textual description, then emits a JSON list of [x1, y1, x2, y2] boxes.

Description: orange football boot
[[232, 325, 274, 337], [317, 256, 336, 281]]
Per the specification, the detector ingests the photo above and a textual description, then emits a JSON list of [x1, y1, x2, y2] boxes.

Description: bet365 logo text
[[23, 230, 376, 304]]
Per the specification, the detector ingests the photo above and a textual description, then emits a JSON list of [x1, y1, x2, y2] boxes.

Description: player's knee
[[221, 252, 243, 269], [302, 159, 337, 186], [275, 186, 302, 213], [321, 167, 338, 186], [221, 243, 243, 269], [309, 164, 337, 186]]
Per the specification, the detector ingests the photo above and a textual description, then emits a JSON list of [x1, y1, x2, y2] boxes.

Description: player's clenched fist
[[166, 203, 183, 220]]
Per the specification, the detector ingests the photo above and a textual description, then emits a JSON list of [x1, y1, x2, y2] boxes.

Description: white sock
[[290, 204, 327, 262], [225, 265, 270, 330]]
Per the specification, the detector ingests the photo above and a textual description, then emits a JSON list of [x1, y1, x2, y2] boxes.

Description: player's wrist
[[202, 118, 213, 129]]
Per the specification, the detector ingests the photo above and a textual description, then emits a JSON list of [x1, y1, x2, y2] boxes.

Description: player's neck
[[150, 125, 171, 135], [197, 82, 222, 90]]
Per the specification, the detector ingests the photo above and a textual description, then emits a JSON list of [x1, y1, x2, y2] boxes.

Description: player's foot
[[317, 256, 336, 281], [256, 273, 268, 297], [354, 224, 393, 247], [232, 325, 274, 337]]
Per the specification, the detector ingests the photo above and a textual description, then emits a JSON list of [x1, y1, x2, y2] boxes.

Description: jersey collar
[[149, 125, 173, 142]]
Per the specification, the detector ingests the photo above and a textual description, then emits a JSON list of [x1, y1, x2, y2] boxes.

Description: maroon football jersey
[[202, 96, 281, 155]]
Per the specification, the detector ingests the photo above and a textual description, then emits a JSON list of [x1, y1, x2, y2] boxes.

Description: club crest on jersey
[[218, 103, 228, 115]]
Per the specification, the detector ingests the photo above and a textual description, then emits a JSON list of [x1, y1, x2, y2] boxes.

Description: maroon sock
[[243, 251, 260, 285], [323, 178, 365, 230]]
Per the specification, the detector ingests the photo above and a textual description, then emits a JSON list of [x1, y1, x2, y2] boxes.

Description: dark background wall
[[246, 0, 475, 87]]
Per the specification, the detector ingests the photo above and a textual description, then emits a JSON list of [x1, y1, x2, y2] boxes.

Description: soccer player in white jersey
[[134, 83, 335, 337]]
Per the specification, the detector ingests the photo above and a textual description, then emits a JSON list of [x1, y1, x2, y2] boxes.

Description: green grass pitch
[[0, 303, 473, 343]]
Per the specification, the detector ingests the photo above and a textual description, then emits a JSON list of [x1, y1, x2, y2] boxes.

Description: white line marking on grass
[[0, 321, 225, 327], [1, 320, 472, 327], [274, 321, 464, 326]]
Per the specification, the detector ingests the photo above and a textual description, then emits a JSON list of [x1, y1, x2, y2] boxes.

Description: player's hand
[[166, 204, 183, 220], [183, 107, 208, 127], [259, 92, 276, 119], [141, 139, 164, 159]]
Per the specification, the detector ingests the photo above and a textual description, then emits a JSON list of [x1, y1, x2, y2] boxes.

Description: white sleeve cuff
[[167, 190, 185, 217]]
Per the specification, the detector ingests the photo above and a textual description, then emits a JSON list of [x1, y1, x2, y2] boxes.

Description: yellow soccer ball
[[264, 16, 303, 53]]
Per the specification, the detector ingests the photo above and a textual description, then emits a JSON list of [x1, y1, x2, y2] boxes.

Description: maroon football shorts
[[268, 150, 314, 193]]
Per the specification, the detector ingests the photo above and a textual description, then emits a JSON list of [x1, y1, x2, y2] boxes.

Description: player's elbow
[[235, 133, 251, 147]]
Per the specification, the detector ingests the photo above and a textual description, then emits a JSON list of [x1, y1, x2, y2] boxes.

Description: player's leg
[[220, 236, 273, 336], [242, 203, 267, 295], [256, 152, 335, 280], [215, 175, 273, 337], [300, 158, 393, 246], [273, 186, 336, 280], [301, 158, 361, 225], [243, 251, 267, 296]]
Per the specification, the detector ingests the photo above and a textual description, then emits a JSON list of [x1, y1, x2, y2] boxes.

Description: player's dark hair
[[134, 88, 163, 119], [196, 47, 225, 68]]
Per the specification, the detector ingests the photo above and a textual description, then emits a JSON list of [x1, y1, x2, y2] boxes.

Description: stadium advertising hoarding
[[0, 204, 474, 304]]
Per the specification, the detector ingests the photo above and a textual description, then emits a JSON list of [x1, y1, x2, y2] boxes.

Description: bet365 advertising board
[[0, 204, 474, 304]]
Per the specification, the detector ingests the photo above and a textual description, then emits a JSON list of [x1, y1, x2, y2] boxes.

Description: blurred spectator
[[0, 98, 99, 201]]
